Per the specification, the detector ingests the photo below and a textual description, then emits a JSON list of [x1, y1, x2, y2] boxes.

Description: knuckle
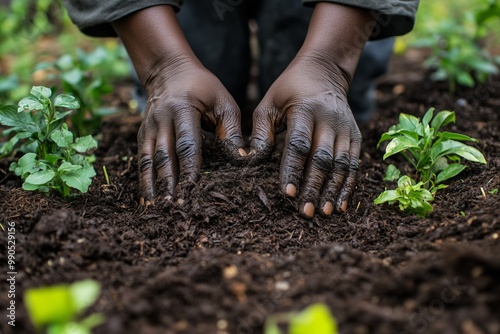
[[334, 154, 350, 173], [139, 155, 153, 173], [350, 158, 360, 171], [176, 136, 198, 160], [311, 148, 334, 172], [154, 150, 171, 169], [287, 134, 311, 157]]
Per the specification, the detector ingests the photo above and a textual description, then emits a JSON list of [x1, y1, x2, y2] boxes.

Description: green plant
[[374, 108, 486, 216], [24, 279, 104, 334], [0, 86, 97, 197], [265, 303, 338, 334], [36, 46, 129, 135], [412, 0, 500, 93], [374, 175, 434, 217]]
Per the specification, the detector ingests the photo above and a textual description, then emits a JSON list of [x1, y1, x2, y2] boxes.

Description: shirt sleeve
[[302, 0, 420, 40], [62, 0, 182, 37]]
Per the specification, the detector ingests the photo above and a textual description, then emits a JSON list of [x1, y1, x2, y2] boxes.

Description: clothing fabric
[[63, 0, 419, 39]]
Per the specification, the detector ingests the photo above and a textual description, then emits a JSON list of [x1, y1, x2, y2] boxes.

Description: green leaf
[[289, 303, 338, 334], [398, 113, 420, 132], [383, 137, 419, 160], [374, 190, 399, 204], [0, 105, 39, 134], [45, 153, 63, 165], [0, 132, 32, 157], [422, 107, 434, 127], [25, 170, 55, 185], [457, 71, 475, 87], [264, 321, 281, 334], [439, 132, 477, 142], [22, 182, 41, 191], [62, 68, 84, 86], [17, 96, 45, 112], [24, 285, 75, 327], [58, 162, 82, 172], [431, 110, 455, 131], [30, 86, 52, 100], [384, 164, 401, 181], [54, 94, 80, 109], [60, 168, 95, 193], [71, 135, 98, 153], [69, 280, 101, 314], [431, 140, 486, 164], [435, 163, 466, 184], [51, 126, 74, 148]]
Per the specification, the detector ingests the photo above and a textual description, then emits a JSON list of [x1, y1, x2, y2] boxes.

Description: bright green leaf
[[374, 190, 399, 204], [60, 169, 93, 193], [17, 96, 45, 113], [384, 164, 401, 181], [431, 140, 486, 164], [24, 285, 75, 328], [422, 107, 434, 127], [0, 105, 39, 134], [58, 162, 82, 172], [289, 303, 337, 334], [398, 113, 420, 132], [439, 132, 477, 142], [30, 86, 52, 100]]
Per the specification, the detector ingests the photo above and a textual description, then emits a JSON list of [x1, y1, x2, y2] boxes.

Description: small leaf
[[431, 140, 486, 164], [289, 303, 338, 334], [435, 163, 466, 184], [422, 107, 434, 127], [25, 170, 55, 185], [439, 132, 477, 142], [431, 110, 455, 131], [374, 190, 399, 204], [69, 280, 101, 314], [30, 86, 52, 100], [0, 132, 32, 157], [22, 182, 40, 191], [0, 105, 39, 134], [60, 169, 94, 193], [398, 113, 420, 132], [51, 126, 74, 148], [24, 285, 75, 328], [17, 96, 45, 113], [54, 94, 80, 109], [71, 135, 98, 153], [383, 137, 419, 160], [58, 161, 82, 172], [384, 164, 401, 181]]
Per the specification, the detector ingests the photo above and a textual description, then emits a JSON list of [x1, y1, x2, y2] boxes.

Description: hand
[[138, 59, 245, 204], [250, 3, 373, 218], [112, 6, 245, 206], [250, 56, 361, 218]]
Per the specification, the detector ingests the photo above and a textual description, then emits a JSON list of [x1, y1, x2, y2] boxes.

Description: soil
[[1, 49, 500, 334]]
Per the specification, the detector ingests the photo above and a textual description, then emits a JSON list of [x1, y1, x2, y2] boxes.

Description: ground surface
[[1, 50, 500, 334]]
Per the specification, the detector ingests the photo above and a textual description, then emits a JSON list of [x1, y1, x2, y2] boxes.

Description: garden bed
[[1, 50, 500, 334]]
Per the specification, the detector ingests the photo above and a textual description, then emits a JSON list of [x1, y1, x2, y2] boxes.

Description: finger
[[319, 129, 362, 215], [298, 124, 334, 219], [335, 131, 362, 213], [249, 100, 279, 165], [279, 108, 314, 199], [174, 105, 203, 185], [137, 118, 156, 206], [154, 120, 178, 197], [213, 99, 247, 163]]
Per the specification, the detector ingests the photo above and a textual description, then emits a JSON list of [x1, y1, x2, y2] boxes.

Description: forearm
[[298, 3, 375, 91], [111, 5, 199, 90]]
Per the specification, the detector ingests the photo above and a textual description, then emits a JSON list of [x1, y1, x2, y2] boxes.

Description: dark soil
[[1, 49, 500, 334]]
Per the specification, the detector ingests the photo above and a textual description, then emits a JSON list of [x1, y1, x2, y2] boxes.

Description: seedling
[[102, 165, 110, 185], [0, 86, 97, 197], [24, 279, 104, 334], [375, 108, 486, 216], [264, 303, 338, 334]]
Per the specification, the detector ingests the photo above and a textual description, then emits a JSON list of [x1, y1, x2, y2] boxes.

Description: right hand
[[137, 58, 245, 205]]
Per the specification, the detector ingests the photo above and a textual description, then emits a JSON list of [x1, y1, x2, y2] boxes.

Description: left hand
[[249, 54, 362, 218]]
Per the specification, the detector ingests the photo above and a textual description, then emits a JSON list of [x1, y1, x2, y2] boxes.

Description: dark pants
[[133, 0, 394, 124]]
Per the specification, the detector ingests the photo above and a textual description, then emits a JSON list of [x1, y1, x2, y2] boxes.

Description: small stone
[[223, 265, 238, 279]]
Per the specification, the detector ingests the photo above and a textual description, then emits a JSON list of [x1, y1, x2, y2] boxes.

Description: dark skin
[[112, 3, 373, 218]]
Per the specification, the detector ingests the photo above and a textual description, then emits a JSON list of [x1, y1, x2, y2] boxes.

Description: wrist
[[298, 3, 374, 87], [111, 5, 201, 91]]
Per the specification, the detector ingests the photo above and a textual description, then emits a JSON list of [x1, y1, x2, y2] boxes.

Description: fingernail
[[302, 202, 315, 218], [139, 197, 145, 206], [322, 202, 334, 216], [238, 148, 248, 157], [285, 184, 297, 197], [341, 201, 348, 212]]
